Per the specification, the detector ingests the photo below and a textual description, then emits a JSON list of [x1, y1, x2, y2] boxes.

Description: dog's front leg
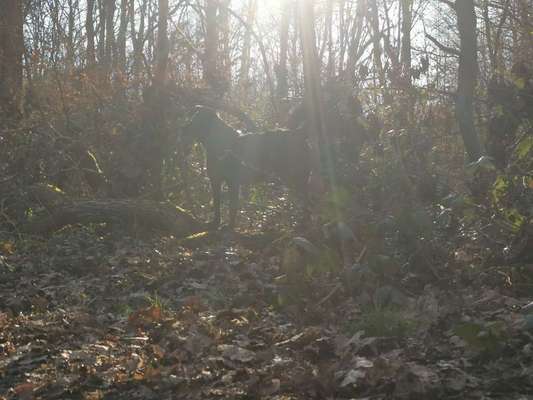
[[228, 182, 240, 229], [210, 179, 222, 229]]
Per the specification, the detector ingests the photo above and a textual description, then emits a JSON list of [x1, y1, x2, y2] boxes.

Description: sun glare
[[236, 0, 283, 19]]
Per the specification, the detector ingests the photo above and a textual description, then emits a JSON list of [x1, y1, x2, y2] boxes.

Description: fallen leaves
[[13, 382, 37, 400], [128, 306, 163, 327], [0, 241, 14, 255], [217, 344, 256, 363], [1, 230, 533, 399]]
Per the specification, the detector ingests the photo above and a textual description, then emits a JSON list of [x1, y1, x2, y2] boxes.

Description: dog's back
[[184, 107, 310, 189], [236, 129, 310, 190]]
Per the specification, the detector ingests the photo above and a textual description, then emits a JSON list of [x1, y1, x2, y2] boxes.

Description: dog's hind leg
[[228, 182, 240, 229], [295, 188, 313, 231], [287, 177, 314, 231], [210, 179, 222, 229]]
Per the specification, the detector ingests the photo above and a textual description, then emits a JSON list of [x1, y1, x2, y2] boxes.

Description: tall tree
[[0, 0, 24, 114], [338, 0, 346, 75], [50, 2, 60, 66], [219, 0, 232, 90], [368, 0, 385, 88], [324, 0, 335, 80], [204, 0, 219, 88], [344, 0, 366, 83], [98, 0, 106, 64], [516, 0, 532, 63], [297, 0, 327, 175], [153, 0, 169, 85], [456, 0, 482, 161], [130, 0, 147, 87], [139, 0, 170, 199], [277, 0, 291, 99], [400, 0, 412, 88], [105, 0, 116, 75], [238, 0, 258, 94], [86, 0, 97, 69], [117, 0, 129, 72], [66, 0, 79, 73]]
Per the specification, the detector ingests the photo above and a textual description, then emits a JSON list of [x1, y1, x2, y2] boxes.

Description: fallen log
[[23, 199, 206, 237]]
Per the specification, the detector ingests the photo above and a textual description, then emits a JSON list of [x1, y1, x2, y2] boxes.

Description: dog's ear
[[182, 105, 219, 144], [193, 105, 219, 123], [193, 104, 215, 114]]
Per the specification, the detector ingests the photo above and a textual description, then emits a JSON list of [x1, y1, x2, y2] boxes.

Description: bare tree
[[86, 0, 97, 68], [456, 0, 482, 161], [277, 0, 291, 99], [368, 0, 386, 88], [105, 0, 116, 75], [219, 0, 232, 90], [338, 0, 347, 75], [0, 0, 24, 114], [344, 0, 368, 83], [130, 0, 147, 87], [98, 0, 106, 64], [117, 0, 129, 72], [204, 0, 219, 87], [298, 0, 327, 174], [400, 0, 412, 88], [153, 0, 169, 85], [516, 0, 532, 64], [66, 0, 79, 73], [238, 0, 258, 95], [325, 0, 335, 80]]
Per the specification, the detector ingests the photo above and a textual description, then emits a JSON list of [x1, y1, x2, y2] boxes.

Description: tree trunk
[[482, 0, 496, 73], [204, 0, 219, 88], [219, 0, 232, 91], [24, 199, 205, 237], [146, 2, 156, 71], [344, 0, 366, 83], [325, 0, 335, 80], [277, 0, 290, 99], [297, 0, 327, 180], [517, 0, 532, 63], [105, 0, 116, 76], [368, 0, 385, 88], [153, 0, 169, 86], [98, 0, 106, 65], [86, 0, 97, 69], [238, 0, 257, 96], [0, 0, 24, 114], [338, 0, 346, 75], [66, 0, 78, 74], [400, 0, 412, 88], [117, 0, 129, 73], [456, 0, 482, 162], [138, 0, 170, 200], [130, 0, 147, 89], [50, 2, 60, 67], [398, 0, 412, 126]]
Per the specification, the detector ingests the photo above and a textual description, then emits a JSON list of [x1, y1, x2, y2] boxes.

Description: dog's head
[[181, 106, 219, 148]]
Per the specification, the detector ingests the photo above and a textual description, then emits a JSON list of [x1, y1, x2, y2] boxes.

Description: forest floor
[[1, 222, 533, 400]]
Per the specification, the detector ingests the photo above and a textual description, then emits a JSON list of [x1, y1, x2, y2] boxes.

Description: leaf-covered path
[[1, 229, 532, 400]]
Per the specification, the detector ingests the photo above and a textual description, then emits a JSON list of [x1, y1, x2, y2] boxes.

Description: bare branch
[[437, 0, 456, 10], [425, 33, 460, 56]]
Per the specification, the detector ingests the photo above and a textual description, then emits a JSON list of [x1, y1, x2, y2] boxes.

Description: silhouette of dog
[[182, 106, 310, 228]]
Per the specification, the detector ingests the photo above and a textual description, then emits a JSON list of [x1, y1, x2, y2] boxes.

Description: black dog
[[182, 106, 310, 228]]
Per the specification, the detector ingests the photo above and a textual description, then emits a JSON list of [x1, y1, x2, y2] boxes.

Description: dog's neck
[[198, 118, 239, 155]]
